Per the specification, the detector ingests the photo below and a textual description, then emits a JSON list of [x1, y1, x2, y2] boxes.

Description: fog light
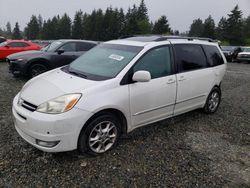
[[36, 139, 60, 148]]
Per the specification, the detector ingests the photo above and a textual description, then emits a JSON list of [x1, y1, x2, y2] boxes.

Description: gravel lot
[[0, 62, 250, 187]]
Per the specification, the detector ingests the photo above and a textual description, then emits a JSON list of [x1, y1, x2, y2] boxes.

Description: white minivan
[[12, 36, 227, 155]]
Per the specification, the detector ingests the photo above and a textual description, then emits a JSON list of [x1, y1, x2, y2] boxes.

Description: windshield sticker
[[109, 54, 124, 61]]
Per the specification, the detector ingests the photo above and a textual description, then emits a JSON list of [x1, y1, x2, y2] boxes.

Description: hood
[[238, 52, 250, 56], [20, 68, 99, 105], [7, 50, 43, 60]]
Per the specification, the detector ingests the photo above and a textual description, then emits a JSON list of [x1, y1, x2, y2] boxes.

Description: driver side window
[[58, 42, 76, 52], [133, 46, 172, 79]]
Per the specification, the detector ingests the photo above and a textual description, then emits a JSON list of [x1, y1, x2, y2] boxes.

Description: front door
[[129, 46, 177, 127]]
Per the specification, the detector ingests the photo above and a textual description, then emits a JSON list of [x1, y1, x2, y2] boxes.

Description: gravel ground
[[0, 62, 250, 187]]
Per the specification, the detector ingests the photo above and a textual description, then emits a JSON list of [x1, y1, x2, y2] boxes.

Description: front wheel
[[78, 113, 121, 156], [29, 63, 48, 78], [203, 87, 221, 114]]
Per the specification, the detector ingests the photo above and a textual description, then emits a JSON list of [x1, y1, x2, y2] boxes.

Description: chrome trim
[[133, 103, 175, 116], [133, 94, 206, 116]]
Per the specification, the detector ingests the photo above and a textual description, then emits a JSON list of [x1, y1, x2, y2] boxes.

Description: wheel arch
[[79, 108, 128, 138]]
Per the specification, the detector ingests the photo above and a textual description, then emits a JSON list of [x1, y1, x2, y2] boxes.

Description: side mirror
[[132, 71, 151, 82], [57, 49, 64, 55], [5, 45, 10, 48]]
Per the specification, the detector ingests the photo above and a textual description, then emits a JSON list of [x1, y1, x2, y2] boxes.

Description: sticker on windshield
[[109, 54, 124, 61]]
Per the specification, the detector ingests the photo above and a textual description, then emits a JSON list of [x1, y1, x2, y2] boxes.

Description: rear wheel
[[29, 63, 48, 78], [78, 113, 121, 156], [203, 87, 221, 114]]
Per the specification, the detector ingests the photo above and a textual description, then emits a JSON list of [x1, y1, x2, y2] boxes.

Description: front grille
[[21, 100, 38, 112]]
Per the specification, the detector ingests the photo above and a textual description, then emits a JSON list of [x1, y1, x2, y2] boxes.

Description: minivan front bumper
[[12, 93, 93, 152]]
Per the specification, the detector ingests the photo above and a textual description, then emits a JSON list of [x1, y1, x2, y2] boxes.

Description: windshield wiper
[[68, 68, 88, 79]]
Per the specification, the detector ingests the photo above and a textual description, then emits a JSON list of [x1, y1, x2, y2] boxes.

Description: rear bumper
[[236, 57, 250, 62]]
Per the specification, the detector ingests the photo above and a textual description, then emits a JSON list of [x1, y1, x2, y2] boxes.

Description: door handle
[[178, 76, 186, 82], [167, 78, 176, 84]]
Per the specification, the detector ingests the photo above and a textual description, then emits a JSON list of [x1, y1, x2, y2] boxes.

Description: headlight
[[16, 58, 26, 62], [36, 94, 82, 114]]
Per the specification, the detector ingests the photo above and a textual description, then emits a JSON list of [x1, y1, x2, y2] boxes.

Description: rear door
[[129, 46, 177, 127], [173, 44, 215, 115]]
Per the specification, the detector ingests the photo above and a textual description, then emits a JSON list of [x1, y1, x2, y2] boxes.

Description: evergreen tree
[[25, 15, 40, 40], [6, 22, 12, 37], [38, 15, 43, 39], [189, 18, 204, 37], [12, 22, 22, 39], [72, 10, 84, 39], [152, 15, 171, 34], [216, 17, 228, 41], [202, 15, 215, 38], [58, 13, 71, 39], [243, 16, 250, 44], [226, 5, 244, 45], [137, 0, 149, 21], [125, 6, 140, 35]]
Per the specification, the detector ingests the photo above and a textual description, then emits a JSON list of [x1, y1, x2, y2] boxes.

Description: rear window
[[203, 45, 224, 66], [174, 44, 207, 72]]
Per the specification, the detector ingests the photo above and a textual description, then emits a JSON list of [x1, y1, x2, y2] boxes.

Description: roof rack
[[119, 35, 218, 43], [155, 36, 217, 42]]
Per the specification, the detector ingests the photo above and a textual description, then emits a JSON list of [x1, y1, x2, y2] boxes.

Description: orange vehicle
[[0, 40, 41, 60]]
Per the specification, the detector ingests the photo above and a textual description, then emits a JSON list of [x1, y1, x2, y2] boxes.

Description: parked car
[[221, 46, 242, 62], [236, 47, 250, 63], [0, 40, 41, 60], [0, 36, 6, 44], [12, 36, 227, 155], [7, 39, 98, 78]]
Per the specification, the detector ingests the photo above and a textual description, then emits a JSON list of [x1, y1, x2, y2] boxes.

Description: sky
[[0, 0, 250, 32]]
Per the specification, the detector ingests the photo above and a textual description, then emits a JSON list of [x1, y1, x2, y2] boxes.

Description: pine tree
[[6, 22, 12, 37], [243, 16, 250, 45], [72, 10, 84, 39], [152, 15, 171, 34], [12, 22, 22, 39], [189, 18, 204, 37], [58, 13, 71, 39], [226, 5, 244, 45], [216, 17, 228, 41], [202, 15, 215, 39], [137, 0, 149, 21], [25, 15, 40, 40]]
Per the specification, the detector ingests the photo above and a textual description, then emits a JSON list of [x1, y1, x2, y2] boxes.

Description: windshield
[[0, 41, 7, 47], [42, 41, 63, 52], [221, 46, 235, 51], [243, 48, 250, 52], [69, 43, 143, 80]]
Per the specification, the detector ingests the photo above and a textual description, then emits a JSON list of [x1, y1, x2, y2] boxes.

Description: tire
[[78, 113, 121, 156], [28, 63, 48, 78], [203, 87, 221, 114]]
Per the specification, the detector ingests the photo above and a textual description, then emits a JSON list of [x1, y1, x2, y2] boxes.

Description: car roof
[[107, 35, 218, 47]]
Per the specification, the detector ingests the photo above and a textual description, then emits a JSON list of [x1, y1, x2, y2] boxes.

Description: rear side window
[[133, 46, 172, 79], [174, 44, 207, 72], [9, 42, 29, 47], [203, 45, 224, 67], [77, 42, 96, 51]]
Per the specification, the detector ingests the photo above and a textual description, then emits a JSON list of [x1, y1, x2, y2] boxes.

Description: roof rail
[[155, 36, 217, 42], [119, 35, 218, 43]]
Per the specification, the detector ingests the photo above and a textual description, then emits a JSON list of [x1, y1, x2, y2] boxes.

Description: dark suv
[[7, 39, 98, 78]]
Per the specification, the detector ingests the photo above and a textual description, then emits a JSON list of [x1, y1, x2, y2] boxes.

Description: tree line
[[0, 1, 249, 46]]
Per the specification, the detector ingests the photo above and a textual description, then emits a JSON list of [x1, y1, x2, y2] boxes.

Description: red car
[[0, 40, 41, 60]]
